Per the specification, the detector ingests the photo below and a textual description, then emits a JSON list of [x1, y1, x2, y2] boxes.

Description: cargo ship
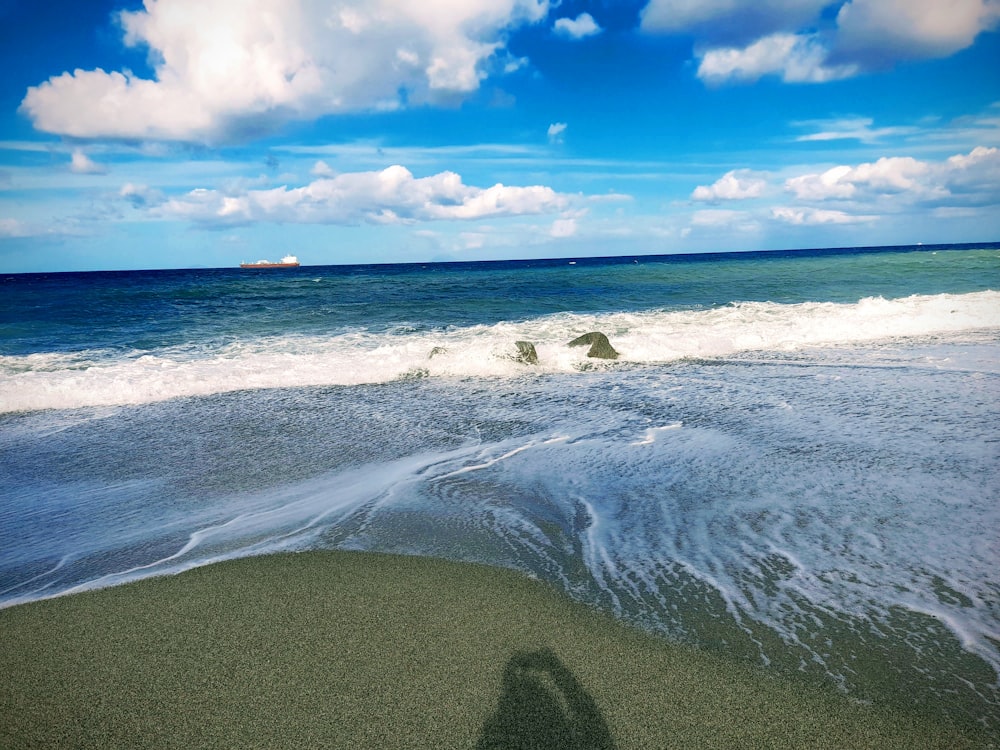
[[240, 255, 300, 269]]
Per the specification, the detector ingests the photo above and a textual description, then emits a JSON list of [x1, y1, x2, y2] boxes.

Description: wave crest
[[3, 291, 998, 412]]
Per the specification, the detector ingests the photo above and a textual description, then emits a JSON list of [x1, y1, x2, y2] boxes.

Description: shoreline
[[0, 550, 989, 749]]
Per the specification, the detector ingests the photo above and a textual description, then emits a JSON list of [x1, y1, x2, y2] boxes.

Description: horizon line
[[5, 240, 999, 277]]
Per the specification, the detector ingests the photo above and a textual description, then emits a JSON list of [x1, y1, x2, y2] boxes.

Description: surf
[[2, 289, 998, 413]]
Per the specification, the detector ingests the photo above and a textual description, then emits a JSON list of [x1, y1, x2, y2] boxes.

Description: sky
[[0, 0, 998, 272]]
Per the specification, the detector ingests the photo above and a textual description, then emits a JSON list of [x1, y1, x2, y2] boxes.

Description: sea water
[[2, 244, 999, 732]]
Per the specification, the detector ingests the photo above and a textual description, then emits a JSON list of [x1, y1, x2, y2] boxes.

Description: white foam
[[2, 346, 998, 715], [2, 290, 998, 413], [4, 447, 474, 607], [631, 423, 683, 445]]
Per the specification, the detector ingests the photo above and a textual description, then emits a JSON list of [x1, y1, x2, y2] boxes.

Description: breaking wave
[[2, 290, 998, 413]]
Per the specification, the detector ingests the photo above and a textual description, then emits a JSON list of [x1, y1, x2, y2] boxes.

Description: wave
[[2, 290, 998, 413]]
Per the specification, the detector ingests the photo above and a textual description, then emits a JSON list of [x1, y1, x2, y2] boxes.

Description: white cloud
[[786, 157, 934, 200], [789, 105, 1000, 153], [697, 33, 857, 84], [834, 0, 1000, 66], [501, 54, 530, 74], [940, 145, 1000, 198], [153, 165, 569, 226], [680, 146, 1000, 235], [21, 0, 550, 142], [785, 165, 858, 200], [548, 122, 568, 143], [554, 13, 602, 39], [944, 144, 1000, 169], [771, 206, 877, 224], [692, 169, 767, 201], [784, 147, 1000, 206], [69, 149, 107, 175], [310, 160, 335, 177], [648, 0, 1000, 86], [793, 117, 919, 144]]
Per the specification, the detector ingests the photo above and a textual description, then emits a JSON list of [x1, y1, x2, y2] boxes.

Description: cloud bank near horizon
[[109, 146, 997, 239], [685, 146, 1000, 233], [133, 164, 571, 227]]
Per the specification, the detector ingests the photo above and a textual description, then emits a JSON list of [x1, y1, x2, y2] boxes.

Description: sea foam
[[2, 338, 997, 728], [2, 290, 998, 413]]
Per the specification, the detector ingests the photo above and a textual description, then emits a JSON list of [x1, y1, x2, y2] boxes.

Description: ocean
[[2, 243, 999, 732]]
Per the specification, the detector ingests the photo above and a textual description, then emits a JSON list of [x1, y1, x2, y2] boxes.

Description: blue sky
[[1, 0, 998, 272]]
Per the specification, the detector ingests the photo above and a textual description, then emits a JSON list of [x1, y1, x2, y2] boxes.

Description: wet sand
[[0, 551, 988, 749]]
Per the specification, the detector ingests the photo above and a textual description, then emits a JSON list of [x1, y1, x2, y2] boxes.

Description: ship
[[240, 255, 300, 269]]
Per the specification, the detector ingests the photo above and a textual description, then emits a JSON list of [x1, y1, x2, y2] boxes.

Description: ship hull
[[239, 262, 301, 269]]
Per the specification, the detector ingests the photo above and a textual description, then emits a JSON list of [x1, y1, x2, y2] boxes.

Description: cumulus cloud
[[553, 13, 602, 39], [783, 147, 1000, 216], [69, 149, 107, 174], [785, 157, 932, 200], [785, 166, 856, 201], [833, 0, 1000, 67], [21, 0, 550, 142], [692, 169, 767, 201], [645, 0, 1000, 85], [682, 147, 1000, 233], [152, 165, 569, 226], [310, 160, 335, 177], [697, 33, 857, 84], [785, 147, 1000, 205], [939, 145, 1000, 199]]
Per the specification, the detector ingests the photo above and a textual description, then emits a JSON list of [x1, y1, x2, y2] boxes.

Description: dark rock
[[429, 346, 448, 359], [568, 332, 619, 360], [513, 341, 538, 365]]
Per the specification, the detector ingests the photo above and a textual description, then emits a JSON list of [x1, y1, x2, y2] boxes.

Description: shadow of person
[[477, 647, 616, 750]]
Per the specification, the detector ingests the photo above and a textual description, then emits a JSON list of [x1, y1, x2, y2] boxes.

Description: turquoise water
[[4, 244, 997, 355], [2, 243, 999, 733]]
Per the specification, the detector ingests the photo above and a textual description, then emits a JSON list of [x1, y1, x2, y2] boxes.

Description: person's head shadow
[[477, 647, 616, 750]]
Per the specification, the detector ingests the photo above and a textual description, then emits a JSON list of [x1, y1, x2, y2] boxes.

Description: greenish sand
[[0, 551, 989, 749]]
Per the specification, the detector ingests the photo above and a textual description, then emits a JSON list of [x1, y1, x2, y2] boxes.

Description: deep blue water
[[4, 242, 998, 356], [1, 242, 999, 734]]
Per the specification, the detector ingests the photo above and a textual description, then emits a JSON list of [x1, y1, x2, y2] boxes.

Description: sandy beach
[[0, 551, 987, 749]]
